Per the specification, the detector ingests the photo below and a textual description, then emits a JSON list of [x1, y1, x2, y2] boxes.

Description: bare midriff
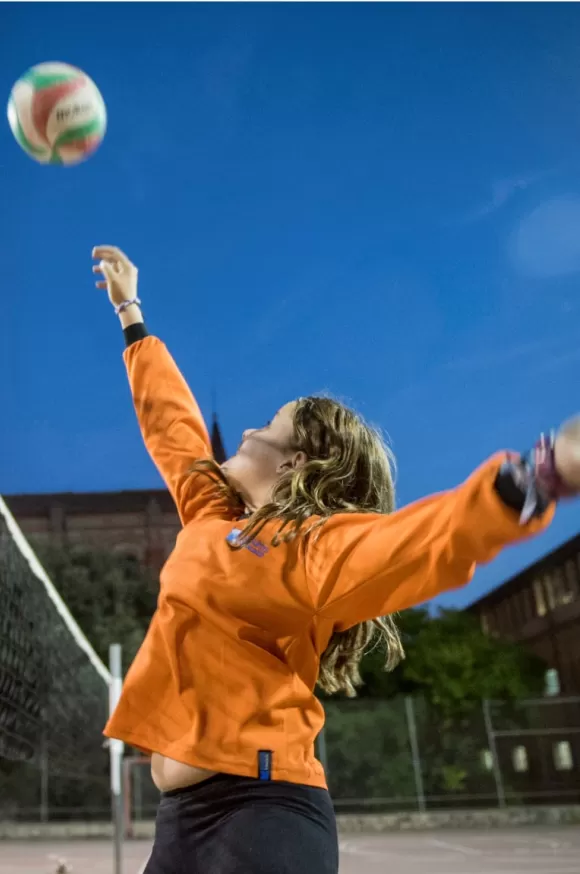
[[151, 752, 218, 792]]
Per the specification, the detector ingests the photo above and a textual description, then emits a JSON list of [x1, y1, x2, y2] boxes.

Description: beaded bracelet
[[115, 296, 141, 316]]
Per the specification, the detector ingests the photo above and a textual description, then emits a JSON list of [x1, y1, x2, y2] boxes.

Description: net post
[[123, 757, 133, 839], [482, 698, 506, 808], [109, 644, 124, 874], [405, 696, 426, 812]]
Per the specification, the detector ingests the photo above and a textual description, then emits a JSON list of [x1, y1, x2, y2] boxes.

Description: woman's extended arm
[[309, 434, 579, 630], [93, 245, 217, 525]]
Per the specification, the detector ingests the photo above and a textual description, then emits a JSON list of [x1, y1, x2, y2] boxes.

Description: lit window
[[560, 573, 575, 604], [544, 669, 560, 697], [533, 579, 547, 617], [553, 741, 574, 772], [547, 570, 574, 608], [481, 750, 494, 772], [544, 574, 557, 610], [512, 746, 529, 773]]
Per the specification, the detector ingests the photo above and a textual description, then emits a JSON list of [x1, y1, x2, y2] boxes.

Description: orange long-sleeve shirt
[[104, 336, 554, 788]]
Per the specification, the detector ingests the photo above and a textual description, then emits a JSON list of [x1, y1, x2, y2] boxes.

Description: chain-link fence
[[323, 694, 580, 812], [2, 695, 579, 824]]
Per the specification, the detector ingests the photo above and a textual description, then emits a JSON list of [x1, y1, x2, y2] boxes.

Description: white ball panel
[[10, 80, 50, 150]]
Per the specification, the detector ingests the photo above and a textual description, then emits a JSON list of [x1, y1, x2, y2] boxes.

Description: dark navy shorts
[[143, 772, 339, 873]]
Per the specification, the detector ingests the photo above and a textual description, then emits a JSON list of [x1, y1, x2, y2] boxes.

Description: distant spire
[[211, 412, 227, 464]]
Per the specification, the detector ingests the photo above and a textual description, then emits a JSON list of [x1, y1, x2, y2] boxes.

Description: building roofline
[[467, 530, 580, 610], [3, 488, 177, 516]]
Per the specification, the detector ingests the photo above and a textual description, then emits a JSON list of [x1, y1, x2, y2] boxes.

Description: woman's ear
[[276, 451, 307, 475], [292, 451, 308, 470]]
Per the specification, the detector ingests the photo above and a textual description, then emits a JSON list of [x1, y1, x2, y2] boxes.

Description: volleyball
[[7, 62, 106, 165]]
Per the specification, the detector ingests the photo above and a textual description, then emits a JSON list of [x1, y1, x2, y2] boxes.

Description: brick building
[[4, 416, 227, 572], [469, 533, 580, 694], [469, 536, 580, 804]]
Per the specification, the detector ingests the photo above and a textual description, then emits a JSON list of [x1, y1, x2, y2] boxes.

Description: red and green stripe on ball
[[50, 117, 105, 164]]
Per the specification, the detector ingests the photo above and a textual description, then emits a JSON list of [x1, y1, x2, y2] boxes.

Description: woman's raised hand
[[92, 245, 138, 310]]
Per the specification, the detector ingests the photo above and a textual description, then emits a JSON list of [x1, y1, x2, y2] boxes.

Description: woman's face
[[221, 402, 306, 510]]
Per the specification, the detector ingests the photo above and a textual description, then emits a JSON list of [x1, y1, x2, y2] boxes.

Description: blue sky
[[2, 3, 580, 607]]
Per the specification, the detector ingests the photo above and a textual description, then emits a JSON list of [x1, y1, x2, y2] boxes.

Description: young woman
[[94, 245, 580, 874]]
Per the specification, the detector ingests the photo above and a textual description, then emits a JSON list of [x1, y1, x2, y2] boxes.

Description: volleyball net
[[0, 495, 116, 823]]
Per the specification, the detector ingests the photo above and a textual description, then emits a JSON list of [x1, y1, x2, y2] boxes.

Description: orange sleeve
[[124, 336, 215, 525], [309, 453, 555, 629]]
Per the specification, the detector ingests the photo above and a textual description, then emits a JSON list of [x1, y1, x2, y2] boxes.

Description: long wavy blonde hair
[[193, 396, 404, 697]]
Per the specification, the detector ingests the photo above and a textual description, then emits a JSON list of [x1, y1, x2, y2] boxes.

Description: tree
[[341, 608, 548, 801], [38, 545, 159, 667], [323, 698, 417, 805], [357, 607, 546, 714]]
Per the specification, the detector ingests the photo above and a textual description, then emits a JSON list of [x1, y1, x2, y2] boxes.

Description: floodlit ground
[[0, 828, 578, 874]]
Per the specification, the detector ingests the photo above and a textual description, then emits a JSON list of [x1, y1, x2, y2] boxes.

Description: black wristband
[[124, 323, 149, 347], [494, 454, 550, 520]]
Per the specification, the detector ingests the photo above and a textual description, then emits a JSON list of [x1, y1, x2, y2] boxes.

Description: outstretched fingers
[[92, 263, 107, 289], [92, 244, 130, 265]]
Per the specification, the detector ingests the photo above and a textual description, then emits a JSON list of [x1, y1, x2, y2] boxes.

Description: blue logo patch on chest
[[226, 528, 269, 557]]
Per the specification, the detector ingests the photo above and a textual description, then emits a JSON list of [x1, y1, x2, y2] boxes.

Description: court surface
[[0, 828, 578, 874]]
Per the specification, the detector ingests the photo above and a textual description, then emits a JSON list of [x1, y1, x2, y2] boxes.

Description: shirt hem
[[103, 727, 328, 790]]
